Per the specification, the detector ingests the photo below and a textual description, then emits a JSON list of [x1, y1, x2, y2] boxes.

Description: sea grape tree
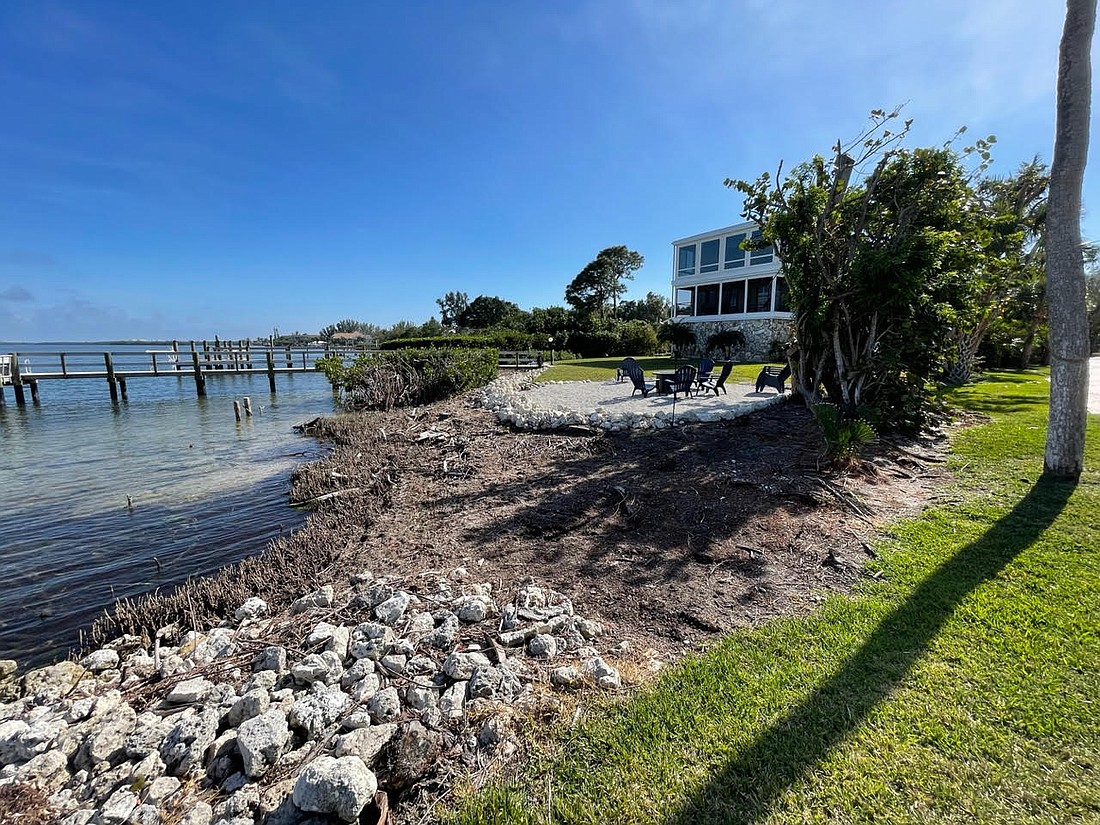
[[728, 109, 993, 430]]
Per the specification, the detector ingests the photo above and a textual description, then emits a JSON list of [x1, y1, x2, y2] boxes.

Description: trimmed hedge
[[381, 328, 534, 351], [316, 348, 498, 410]]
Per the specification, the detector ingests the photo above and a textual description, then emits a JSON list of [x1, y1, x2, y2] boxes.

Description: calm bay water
[[0, 342, 339, 667]]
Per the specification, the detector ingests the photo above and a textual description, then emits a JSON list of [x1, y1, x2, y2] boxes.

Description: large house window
[[677, 245, 696, 277], [724, 233, 746, 269], [697, 284, 720, 315], [700, 239, 720, 274], [749, 230, 774, 266], [675, 287, 695, 316], [747, 277, 773, 312], [775, 277, 791, 313], [721, 281, 745, 314]]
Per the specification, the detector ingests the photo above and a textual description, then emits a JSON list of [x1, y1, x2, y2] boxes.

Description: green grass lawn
[[535, 356, 774, 384], [448, 370, 1100, 824]]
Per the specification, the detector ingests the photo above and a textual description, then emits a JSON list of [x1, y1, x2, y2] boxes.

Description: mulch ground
[[284, 391, 954, 661]]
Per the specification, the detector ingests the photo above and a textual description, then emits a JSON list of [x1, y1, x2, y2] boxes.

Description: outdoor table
[[652, 370, 677, 395]]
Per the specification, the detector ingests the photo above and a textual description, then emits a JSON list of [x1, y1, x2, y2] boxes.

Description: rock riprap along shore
[[0, 574, 620, 824]]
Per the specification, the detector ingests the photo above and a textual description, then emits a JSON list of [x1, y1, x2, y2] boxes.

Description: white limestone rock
[[288, 689, 350, 739], [291, 651, 344, 686], [527, 634, 558, 659], [439, 682, 467, 719], [292, 755, 377, 822], [442, 651, 491, 681], [366, 687, 401, 725], [332, 723, 398, 765], [227, 688, 270, 728], [80, 649, 120, 673], [582, 656, 622, 690], [550, 666, 582, 689], [290, 585, 335, 614], [234, 596, 268, 621], [166, 676, 214, 704], [237, 709, 291, 779], [374, 591, 411, 626], [306, 622, 350, 659], [159, 708, 219, 777]]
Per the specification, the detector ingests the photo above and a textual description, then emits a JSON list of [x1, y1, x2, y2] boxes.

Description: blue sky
[[0, 0, 1093, 341]]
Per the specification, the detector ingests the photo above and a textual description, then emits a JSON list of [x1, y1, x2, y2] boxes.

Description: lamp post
[[548, 337, 554, 366]]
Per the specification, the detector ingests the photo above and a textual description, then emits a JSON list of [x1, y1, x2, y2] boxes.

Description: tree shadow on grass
[[664, 476, 1074, 825]]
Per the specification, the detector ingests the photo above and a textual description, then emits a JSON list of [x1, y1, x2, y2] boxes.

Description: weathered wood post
[[104, 353, 119, 402], [10, 354, 26, 405], [60, 353, 68, 375], [118, 377, 128, 401], [243, 396, 252, 417], [151, 351, 159, 375], [266, 349, 277, 393], [245, 341, 253, 370], [28, 380, 40, 403], [285, 346, 292, 369], [233, 399, 242, 422], [190, 342, 207, 397], [172, 340, 181, 371]]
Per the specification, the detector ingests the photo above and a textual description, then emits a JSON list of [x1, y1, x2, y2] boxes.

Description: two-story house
[[671, 220, 793, 359]]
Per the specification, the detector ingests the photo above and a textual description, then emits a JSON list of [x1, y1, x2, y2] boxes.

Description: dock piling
[[233, 400, 242, 422], [11, 354, 26, 406], [266, 350, 277, 393], [190, 343, 207, 397], [243, 396, 253, 417], [104, 354, 119, 402]]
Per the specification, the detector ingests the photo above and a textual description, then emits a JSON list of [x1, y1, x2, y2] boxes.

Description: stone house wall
[[681, 319, 794, 361]]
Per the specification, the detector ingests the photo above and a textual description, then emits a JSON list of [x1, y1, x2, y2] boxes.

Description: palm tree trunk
[[1044, 0, 1096, 481]]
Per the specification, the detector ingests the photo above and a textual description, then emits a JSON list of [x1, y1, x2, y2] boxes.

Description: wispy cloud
[[1, 286, 35, 302]]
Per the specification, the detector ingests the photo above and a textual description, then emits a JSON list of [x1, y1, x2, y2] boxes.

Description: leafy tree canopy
[[435, 291, 469, 331], [456, 295, 522, 330], [319, 318, 372, 339], [565, 245, 644, 320], [729, 107, 999, 430], [619, 291, 672, 325]]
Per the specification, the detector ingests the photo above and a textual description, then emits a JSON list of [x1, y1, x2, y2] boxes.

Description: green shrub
[[810, 403, 877, 466], [317, 348, 498, 410], [617, 320, 660, 356], [380, 334, 491, 350]]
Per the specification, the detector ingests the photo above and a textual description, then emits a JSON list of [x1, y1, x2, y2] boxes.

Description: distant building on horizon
[[671, 220, 792, 360], [330, 331, 367, 342]]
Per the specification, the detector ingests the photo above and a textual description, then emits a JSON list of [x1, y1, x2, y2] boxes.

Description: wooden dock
[[0, 341, 547, 406], [0, 340, 361, 406]]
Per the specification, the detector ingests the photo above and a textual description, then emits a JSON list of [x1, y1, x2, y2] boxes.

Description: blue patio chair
[[696, 357, 714, 387], [699, 360, 734, 395], [625, 364, 655, 397]]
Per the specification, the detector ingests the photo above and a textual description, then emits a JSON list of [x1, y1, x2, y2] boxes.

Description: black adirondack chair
[[616, 357, 638, 383], [695, 357, 714, 388], [667, 365, 697, 399], [625, 364, 655, 397], [699, 360, 734, 395]]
